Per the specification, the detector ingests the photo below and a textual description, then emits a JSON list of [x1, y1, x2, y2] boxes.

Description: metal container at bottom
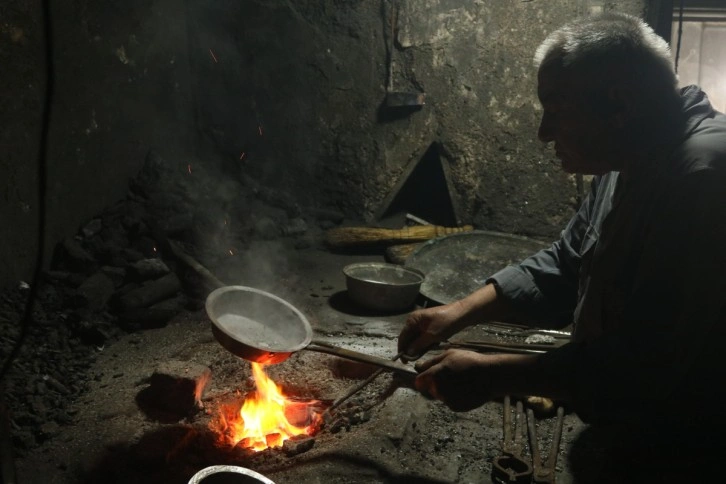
[[188, 465, 276, 484]]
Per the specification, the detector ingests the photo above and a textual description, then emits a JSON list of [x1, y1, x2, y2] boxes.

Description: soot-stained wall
[[1, 0, 651, 289]]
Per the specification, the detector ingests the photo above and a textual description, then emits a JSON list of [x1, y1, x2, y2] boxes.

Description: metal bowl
[[188, 465, 275, 484], [343, 262, 425, 312]]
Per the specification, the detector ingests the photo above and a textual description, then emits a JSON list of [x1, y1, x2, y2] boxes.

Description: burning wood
[[214, 363, 325, 452]]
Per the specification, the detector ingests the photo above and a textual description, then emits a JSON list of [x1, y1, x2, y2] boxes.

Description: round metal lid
[[405, 230, 550, 305]]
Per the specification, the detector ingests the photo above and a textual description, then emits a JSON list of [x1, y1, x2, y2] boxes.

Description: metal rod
[[307, 342, 416, 376], [325, 351, 405, 415], [526, 407, 541, 469], [406, 213, 432, 226], [441, 341, 549, 354], [515, 400, 526, 451], [502, 395, 512, 444], [545, 406, 565, 470]]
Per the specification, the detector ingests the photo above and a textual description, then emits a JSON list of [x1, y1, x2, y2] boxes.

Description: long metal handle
[[441, 341, 550, 354], [308, 340, 417, 376]]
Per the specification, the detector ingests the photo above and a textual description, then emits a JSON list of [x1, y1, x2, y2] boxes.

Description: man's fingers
[[414, 352, 446, 373], [414, 370, 441, 401], [398, 314, 426, 354]]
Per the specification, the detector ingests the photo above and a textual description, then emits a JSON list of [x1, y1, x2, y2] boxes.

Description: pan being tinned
[[205, 286, 416, 375]]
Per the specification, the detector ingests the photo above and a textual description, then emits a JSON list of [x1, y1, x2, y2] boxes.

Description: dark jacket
[[489, 86, 726, 428]]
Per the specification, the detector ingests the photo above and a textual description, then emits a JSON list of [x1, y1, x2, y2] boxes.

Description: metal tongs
[[492, 396, 533, 483], [526, 405, 565, 483], [492, 396, 565, 483]]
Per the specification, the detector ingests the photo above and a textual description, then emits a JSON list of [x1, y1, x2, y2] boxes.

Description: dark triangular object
[[375, 142, 461, 227]]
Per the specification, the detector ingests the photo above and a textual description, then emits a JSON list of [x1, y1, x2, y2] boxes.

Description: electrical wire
[[674, 0, 685, 74], [0, 0, 53, 383]]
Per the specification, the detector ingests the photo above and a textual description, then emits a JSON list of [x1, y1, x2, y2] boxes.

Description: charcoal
[[99, 224, 130, 249], [81, 218, 103, 239], [114, 273, 181, 310], [145, 360, 212, 415], [118, 303, 183, 330], [53, 238, 98, 274], [158, 213, 193, 236], [130, 236, 158, 258], [120, 248, 145, 263], [99, 266, 127, 287], [69, 319, 114, 345], [75, 272, 116, 310], [129, 150, 167, 197], [43, 375, 70, 395], [129, 258, 170, 281], [282, 437, 315, 456], [43, 271, 76, 286]]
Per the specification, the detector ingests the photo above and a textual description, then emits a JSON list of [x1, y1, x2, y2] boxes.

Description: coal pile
[[0, 150, 344, 457]]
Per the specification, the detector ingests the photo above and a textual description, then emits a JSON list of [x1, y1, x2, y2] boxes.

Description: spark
[[188, 164, 192, 174], [258, 125, 263, 136], [239, 152, 246, 160], [153, 246, 157, 253], [229, 249, 235, 256], [209, 49, 218, 63]]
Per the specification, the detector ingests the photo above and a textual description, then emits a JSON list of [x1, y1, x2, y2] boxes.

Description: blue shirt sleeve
[[488, 175, 614, 328]]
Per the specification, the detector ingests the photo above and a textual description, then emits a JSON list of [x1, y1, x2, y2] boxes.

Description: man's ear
[[607, 84, 636, 128]]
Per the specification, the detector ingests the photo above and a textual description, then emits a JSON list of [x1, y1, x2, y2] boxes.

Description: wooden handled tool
[[385, 242, 422, 264], [324, 225, 473, 247]]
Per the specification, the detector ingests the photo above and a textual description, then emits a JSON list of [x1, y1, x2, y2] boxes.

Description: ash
[[0, 152, 589, 483]]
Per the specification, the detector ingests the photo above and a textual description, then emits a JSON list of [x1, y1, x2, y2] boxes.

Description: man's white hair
[[534, 12, 673, 72], [533, 12, 680, 118]]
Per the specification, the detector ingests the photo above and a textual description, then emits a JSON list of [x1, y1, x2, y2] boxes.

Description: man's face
[[536, 63, 624, 175]]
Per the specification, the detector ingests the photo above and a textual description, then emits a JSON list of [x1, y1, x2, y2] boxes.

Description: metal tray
[[405, 230, 550, 305]]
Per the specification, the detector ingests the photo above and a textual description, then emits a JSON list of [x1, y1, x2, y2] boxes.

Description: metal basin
[[343, 262, 424, 312], [405, 231, 550, 305], [188, 465, 275, 484]]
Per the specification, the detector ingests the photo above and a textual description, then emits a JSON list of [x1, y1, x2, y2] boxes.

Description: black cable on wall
[[674, 0, 685, 74], [0, 0, 53, 382]]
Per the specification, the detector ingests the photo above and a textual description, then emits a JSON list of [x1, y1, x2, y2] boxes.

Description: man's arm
[[556, 169, 726, 425], [487, 174, 616, 328]]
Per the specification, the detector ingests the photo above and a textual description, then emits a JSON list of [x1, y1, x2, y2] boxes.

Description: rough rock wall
[[0, 0, 651, 289], [187, 0, 647, 234]]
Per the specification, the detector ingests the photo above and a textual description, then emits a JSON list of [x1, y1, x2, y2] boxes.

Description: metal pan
[[205, 285, 417, 376], [405, 231, 550, 305]]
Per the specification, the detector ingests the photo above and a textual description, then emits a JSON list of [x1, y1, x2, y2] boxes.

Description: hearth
[[0, 151, 586, 483]]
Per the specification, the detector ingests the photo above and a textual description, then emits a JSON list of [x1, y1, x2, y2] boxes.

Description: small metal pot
[[343, 262, 425, 312]]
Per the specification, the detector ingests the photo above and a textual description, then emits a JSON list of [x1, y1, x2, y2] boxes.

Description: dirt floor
[[2, 242, 600, 484]]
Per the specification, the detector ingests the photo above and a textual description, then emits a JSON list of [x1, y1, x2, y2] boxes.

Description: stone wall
[[0, 0, 654, 289]]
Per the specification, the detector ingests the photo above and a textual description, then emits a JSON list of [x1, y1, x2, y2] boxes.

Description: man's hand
[[398, 303, 467, 361], [398, 283, 505, 361], [413, 350, 557, 411], [413, 349, 495, 412]]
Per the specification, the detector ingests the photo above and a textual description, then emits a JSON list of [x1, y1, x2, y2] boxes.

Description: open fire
[[216, 362, 324, 451]]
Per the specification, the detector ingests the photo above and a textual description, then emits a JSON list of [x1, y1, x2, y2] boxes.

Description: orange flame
[[223, 363, 321, 452]]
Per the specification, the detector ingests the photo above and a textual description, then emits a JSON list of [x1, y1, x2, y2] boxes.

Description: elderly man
[[399, 12, 726, 480]]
